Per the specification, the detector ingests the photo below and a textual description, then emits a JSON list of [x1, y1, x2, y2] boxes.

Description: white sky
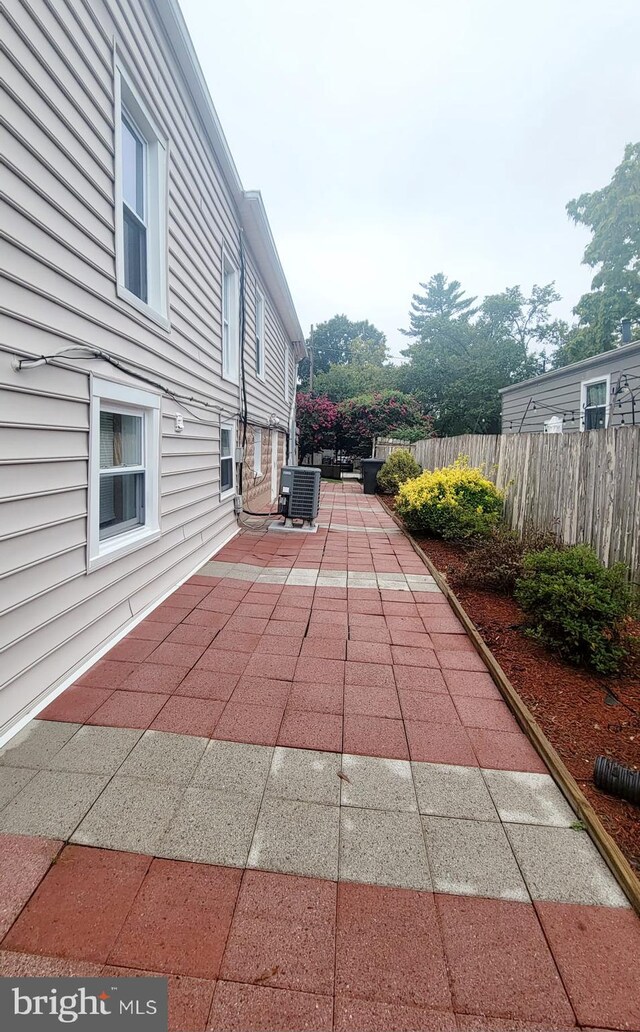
[[179, 0, 640, 358]]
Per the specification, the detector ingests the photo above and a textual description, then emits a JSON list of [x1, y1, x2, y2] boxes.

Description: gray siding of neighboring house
[[501, 342, 640, 434], [0, 0, 301, 737]]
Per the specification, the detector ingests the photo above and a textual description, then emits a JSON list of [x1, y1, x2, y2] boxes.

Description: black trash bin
[[361, 458, 385, 494]]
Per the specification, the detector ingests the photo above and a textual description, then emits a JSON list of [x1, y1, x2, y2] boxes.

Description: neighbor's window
[[115, 61, 168, 320], [255, 289, 265, 379], [89, 378, 160, 570], [254, 427, 262, 474], [583, 378, 608, 430], [222, 255, 239, 382], [220, 421, 235, 497]]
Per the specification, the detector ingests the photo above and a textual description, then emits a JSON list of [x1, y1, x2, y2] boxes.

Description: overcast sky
[[180, 0, 640, 358]]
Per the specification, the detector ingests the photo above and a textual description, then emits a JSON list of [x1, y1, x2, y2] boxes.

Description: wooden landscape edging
[[379, 497, 640, 914]]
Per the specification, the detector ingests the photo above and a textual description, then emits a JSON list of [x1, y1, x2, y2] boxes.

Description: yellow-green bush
[[395, 457, 503, 539], [377, 449, 422, 494]]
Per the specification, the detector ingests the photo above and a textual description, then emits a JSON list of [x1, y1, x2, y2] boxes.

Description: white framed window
[[255, 289, 265, 380], [284, 344, 291, 401], [114, 58, 168, 324], [222, 253, 239, 382], [220, 420, 236, 499], [581, 375, 610, 430], [253, 427, 262, 475], [88, 377, 161, 571]]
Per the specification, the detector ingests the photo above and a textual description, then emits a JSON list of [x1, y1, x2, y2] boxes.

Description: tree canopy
[[298, 315, 388, 388], [554, 142, 640, 366], [398, 275, 559, 435]]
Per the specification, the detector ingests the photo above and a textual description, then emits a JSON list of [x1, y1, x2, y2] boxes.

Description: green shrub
[[457, 524, 561, 594], [395, 457, 503, 540], [377, 449, 422, 494], [514, 545, 634, 673]]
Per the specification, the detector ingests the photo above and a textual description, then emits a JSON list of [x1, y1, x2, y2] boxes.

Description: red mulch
[[411, 533, 640, 874]]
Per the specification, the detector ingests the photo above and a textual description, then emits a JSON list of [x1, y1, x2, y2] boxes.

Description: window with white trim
[[284, 344, 291, 401], [114, 60, 168, 322], [89, 378, 160, 570], [255, 289, 265, 380], [581, 377, 609, 430], [254, 427, 262, 475], [220, 421, 235, 498], [222, 254, 239, 382]]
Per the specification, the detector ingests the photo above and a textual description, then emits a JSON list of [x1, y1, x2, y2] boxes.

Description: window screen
[[121, 112, 147, 302], [99, 409, 145, 538], [220, 425, 234, 494]]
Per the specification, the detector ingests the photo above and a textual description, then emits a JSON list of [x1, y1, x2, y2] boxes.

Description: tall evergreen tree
[[401, 273, 477, 338], [400, 276, 561, 435]]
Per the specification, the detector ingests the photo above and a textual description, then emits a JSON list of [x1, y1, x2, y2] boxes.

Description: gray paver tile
[[482, 769, 576, 827], [248, 797, 339, 880], [71, 776, 184, 854], [412, 762, 498, 821], [266, 747, 341, 805], [117, 729, 208, 785], [158, 786, 260, 866], [505, 824, 630, 906], [316, 573, 347, 587], [0, 721, 80, 769], [341, 754, 417, 812], [423, 816, 528, 901], [0, 769, 108, 838], [339, 807, 431, 890], [286, 570, 318, 585], [0, 767, 37, 810], [48, 726, 143, 776], [192, 740, 273, 796]]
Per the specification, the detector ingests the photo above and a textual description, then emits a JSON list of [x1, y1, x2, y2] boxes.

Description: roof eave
[[499, 339, 640, 394], [153, 0, 305, 355]]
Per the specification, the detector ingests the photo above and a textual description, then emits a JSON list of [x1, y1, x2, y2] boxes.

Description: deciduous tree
[[555, 142, 640, 366]]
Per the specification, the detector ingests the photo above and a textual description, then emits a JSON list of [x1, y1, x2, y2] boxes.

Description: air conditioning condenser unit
[[276, 466, 321, 529]]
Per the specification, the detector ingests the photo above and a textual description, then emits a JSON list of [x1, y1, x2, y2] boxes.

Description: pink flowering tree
[[337, 390, 433, 457], [296, 392, 339, 462]]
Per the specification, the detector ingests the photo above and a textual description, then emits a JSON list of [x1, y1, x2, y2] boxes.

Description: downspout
[[287, 356, 299, 464]]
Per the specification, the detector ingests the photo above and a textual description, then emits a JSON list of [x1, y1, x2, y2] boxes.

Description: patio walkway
[[0, 483, 639, 1031]]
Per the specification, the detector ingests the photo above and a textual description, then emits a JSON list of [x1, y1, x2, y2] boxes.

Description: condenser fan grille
[[279, 466, 321, 521]]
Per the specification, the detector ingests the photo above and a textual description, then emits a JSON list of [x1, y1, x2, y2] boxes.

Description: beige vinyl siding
[[0, 0, 299, 737]]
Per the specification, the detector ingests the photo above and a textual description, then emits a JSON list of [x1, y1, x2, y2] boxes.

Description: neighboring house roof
[[499, 339, 640, 394], [154, 0, 306, 360]]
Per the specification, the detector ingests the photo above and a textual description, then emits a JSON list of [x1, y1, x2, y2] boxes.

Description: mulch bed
[[404, 529, 640, 874]]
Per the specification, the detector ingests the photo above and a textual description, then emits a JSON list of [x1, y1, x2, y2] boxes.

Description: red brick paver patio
[[0, 483, 639, 1031]]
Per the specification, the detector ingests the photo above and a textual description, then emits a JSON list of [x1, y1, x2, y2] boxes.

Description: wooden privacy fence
[[376, 427, 640, 583]]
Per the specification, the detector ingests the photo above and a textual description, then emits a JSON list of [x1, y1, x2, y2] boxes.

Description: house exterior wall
[[0, 0, 302, 738], [500, 342, 640, 434], [242, 424, 286, 515]]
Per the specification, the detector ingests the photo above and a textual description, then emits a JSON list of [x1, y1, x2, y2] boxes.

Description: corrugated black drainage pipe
[[594, 756, 640, 805]]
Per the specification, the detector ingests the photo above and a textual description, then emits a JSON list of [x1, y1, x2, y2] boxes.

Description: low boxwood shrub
[[395, 457, 503, 539], [377, 449, 422, 494], [457, 524, 561, 594], [514, 544, 634, 673]]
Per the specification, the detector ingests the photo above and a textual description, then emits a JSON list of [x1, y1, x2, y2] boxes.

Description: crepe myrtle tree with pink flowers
[[336, 390, 434, 458], [296, 392, 340, 463]]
